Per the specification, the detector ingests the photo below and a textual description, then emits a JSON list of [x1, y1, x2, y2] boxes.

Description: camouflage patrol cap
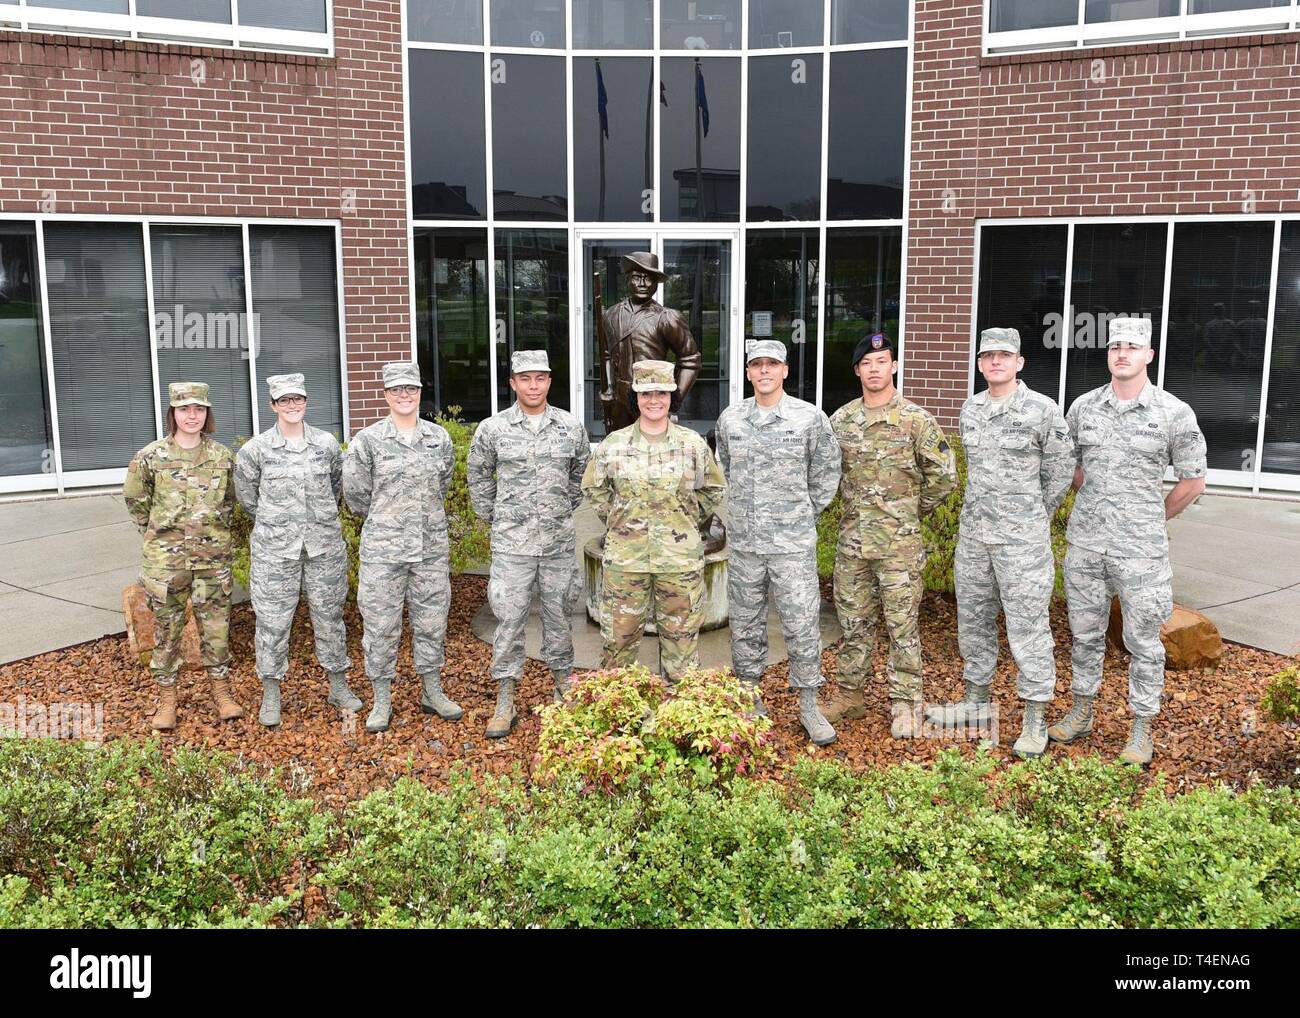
[[746, 339, 788, 364], [1107, 316, 1153, 347], [169, 382, 211, 408], [978, 328, 1021, 356], [382, 361, 422, 388], [631, 359, 677, 392], [511, 349, 550, 374], [267, 373, 307, 400]]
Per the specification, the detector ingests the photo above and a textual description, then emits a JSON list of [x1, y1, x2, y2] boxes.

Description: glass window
[[137, 1, 231, 22], [572, 57, 654, 221], [1164, 222, 1273, 471], [490, 0, 565, 48], [826, 48, 905, 220], [660, 57, 740, 223], [831, 0, 908, 44], [1084, 1, 1179, 24], [410, 50, 487, 220], [43, 223, 156, 472], [749, 0, 825, 48], [744, 228, 819, 406], [746, 53, 823, 222], [414, 229, 492, 422], [988, 0, 1077, 33], [975, 225, 1068, 402], [1265, 221, 1300, 476], [1065, 223, 1168, 410], [1191, 1, 1290, 12], [0, 223, 53, 478], [582, 238, 650, 437], [572, 0, 653, 48], [664, 238, 732, 434], [249, 226, 344, 439], [150, 225, 252, 451], [490, 54, 567, 221], [238, 0, 327, 32], [409, 0, 483, 44], [822, 226, 902, 414], [36, 1, 129, 13], [661, 0, 741, 50], [495, 229, 570, 411]]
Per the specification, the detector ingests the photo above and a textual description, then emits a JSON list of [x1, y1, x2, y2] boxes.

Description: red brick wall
[[0, 0, 408, 434], [907, 0, 1300, 426]]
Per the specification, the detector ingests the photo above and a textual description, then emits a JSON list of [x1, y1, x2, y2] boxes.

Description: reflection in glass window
[[661, 0, 741, 50], [1265, 221, 1300, 475], [1164, 221, 1273, 470], [744, 229, 819, 406], [410, 50, 487, 220], [414, 229, 492, 423], [0, 223, 53, 477], [749, 0, 824, 48], [137, 1, 230, 23], [746, 53, 823, 222], [827, 48, 905, 220], [572, 0, 653, 48], [975, 225, 1068, 402], [490, 0, 565, 48], [664, 238, 732, 434], [583, 238, 650, 437], [660, 57, 740, 222], [572, 57, 654, 221], [495, 230, 570, 411], [988, 0, 1077, 33], [1191, 0, 1290, 12], [490, 54, 567, 221], [238, 0, 327, 32], [832, 0, 908, 44], [822, 227, 901, 414], [1084, 1, 1178, 24], [408, 0, 483, 44]]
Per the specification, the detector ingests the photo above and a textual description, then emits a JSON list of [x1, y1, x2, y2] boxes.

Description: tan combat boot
[[821, 685, 868, 725], [890, 699, 922, 739], [209, 674, 246, 721], [1118, 715, 1155, 767], [486, 679, 517, 739], [151, 683, 178, 731], [1047, 694, 1095, 744], [1012, 699, 1049, 759]]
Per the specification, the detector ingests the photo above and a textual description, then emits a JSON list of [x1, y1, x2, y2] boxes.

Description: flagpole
[[597, 59, 606, 220], [695, 58, 705, 222]]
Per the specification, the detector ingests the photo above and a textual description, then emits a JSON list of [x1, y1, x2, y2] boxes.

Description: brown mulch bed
[[1, 575, 1296, 810]]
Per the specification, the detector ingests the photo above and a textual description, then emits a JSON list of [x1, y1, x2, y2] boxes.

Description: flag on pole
[[596, 59, 609, 138], [695, 60, 709, 137]]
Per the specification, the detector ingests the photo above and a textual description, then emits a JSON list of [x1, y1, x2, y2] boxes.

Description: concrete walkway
[[0, 489, 1297, 665]]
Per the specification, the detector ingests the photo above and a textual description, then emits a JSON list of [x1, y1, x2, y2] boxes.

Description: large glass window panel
[[822, 226, 901, 414], [0, 223, 53, 477], [661, 0, 741, 49], [491, 54, 567, 221], [410, 50, 487, 220], [43, 223, 155, 472], [415, 229, 491, 423], [1190, 0, 1290, 12], [664, 239, 732, 435], [1163, 222, 1273, 471], [572, 57, 654, 222], [660, 57, 740, 223], [744, 229, 819, 406], [974, 225, 1068, 402], [490, 0, 564, 48], [746, 53, 822, 222], [749, 0, 825, 48], [989, 0, 1077, 33], [582, 238, 650, 437], [137, 1, 231, 22], [832, 0, 909, 43], [249, 226, 343, 439], [36, 1, 129, 12], [572, 0, 653, 48], [1264, 221, 1300, 475], [826, 48, 905, 220], [1065, 223, 1168, 410], [409, 0, 483, 44], [238, 0, 327, 32], [150, 225, 252, 451], [495, 229, 570, 412], [1085, 1, 1179, 23]]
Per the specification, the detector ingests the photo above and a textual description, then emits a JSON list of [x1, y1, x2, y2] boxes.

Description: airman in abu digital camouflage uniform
[[825, 334, 956, 738], [124, 381, 244, 730], [468, 349, 590, 739], [1051, 316, 1207, 765], [716, 339, 841, 746], [234, 372, 361, 728], [581, 360, 727, 680], [925, 328, 1075, 758], [343, 361, 460, 734]]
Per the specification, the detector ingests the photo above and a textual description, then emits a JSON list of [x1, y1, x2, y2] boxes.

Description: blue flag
[[695, 60, 709, 138], [596, 60, 609, 139]]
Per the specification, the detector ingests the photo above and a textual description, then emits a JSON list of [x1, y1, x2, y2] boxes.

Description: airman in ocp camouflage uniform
[[123, 381, 244, 730], [343, 361, 461, 734], [925, 329, 1075, 758], [581, 360, 727, 680], [234, 372, 361, 728], [825, 334, 957, 738], [468, 349, 590, 739], [716, 339, 841, 745]]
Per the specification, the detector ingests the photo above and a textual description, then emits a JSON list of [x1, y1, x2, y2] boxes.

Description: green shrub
[[1262, 665, 1300, 724]]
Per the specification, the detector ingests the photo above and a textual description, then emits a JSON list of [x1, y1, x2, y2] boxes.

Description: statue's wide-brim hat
[[621, 251, 667, 281]]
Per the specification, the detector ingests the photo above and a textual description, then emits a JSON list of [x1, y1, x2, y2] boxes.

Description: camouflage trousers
[[832, 551, 924, 701], [600, 566, 703, 681], [955, 536, 1057, 702], [487, 552, 578, 682], [357, 556, 450, 681], [139, 565, 232, 685], [249, 546, 350, 681], [1065, 544, 1173, 718], [728, 547, 825, 690]]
